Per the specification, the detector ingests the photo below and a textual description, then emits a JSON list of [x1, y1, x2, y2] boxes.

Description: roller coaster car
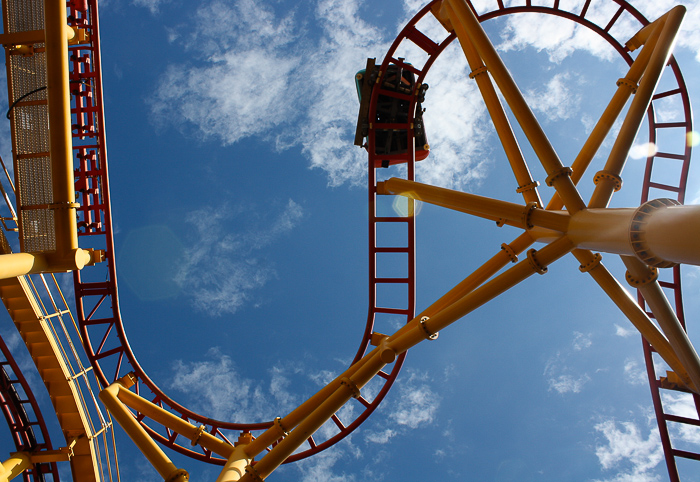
[[354, 58, 429, 167]]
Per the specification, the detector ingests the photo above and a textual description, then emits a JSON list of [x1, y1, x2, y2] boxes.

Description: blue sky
[[3, 0, 700, 481]]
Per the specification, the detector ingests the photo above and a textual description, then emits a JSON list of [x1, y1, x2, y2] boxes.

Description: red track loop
[[71, 0, 696, 472], [0, 335, 60, 482]]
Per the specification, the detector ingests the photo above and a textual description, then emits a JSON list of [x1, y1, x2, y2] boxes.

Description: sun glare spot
[[392, 196, 423, 217], [687, 131, 700, 147], [629, 142, 658, 160]]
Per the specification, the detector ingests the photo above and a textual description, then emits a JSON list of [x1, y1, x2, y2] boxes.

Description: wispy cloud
[[169, 347, 304, 421], [149, 0, 492, 190], [174, 199, 303, 315], [365, 369, 440, 444], [572, 331, 592, 351], [497, 1, 700, 65], [623, 358, 648, 386], [525, 73, 581, 122], [132, 0, 170, 14], [544, 331, 593, 394], [614, 323, 636, 338], [294, 446, 356, 482], [592, 419, 663, 482]]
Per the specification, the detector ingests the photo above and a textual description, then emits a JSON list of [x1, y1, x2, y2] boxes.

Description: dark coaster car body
[[355, 60, 429, 166]]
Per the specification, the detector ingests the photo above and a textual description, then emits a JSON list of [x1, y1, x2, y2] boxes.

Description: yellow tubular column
[[623, 256, 700, 393], [43, 0, 93, 270], [419, 231, 535, 318], [567, 203, 700, 266], [115, 387, 234, 459], [99, 384, 189, 482], [588, 6, 685, 208], [389, 236, 575, 356], [547, 30, 657, 212], [215, 438, 252, 482], [0, 253, 48, 279], [378, 178, 569, 232], [442, 1, 541, 206], [241, 353, 388, 482], [572, 249, 696, 392], [443, 0, 585, 213], [244, 345, 380, 457], [0, 453, 31, 482]]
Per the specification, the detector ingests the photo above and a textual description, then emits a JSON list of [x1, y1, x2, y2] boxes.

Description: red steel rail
[[0, 334, 59, 482]]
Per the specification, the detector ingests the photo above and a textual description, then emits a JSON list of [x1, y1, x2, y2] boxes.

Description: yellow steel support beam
[[108, 379, 234, 459], [441, 1, 541, 206], [99, 383, 189, 482], [377, 178, 569, 232], [588, 6, 685, 208], [44, 0, 77, 253], [443, 0, 586, 213], [568, 203, 700, 266], [241, 236, 573, 473], [547, 24, 657, 212], [572, 249, 697, 392], [419, 231, 535, 318], [0, 453, 30, 482], [215, 434, 252, 482], [40, 0, 97, 273], [622, 255, 700, 391]]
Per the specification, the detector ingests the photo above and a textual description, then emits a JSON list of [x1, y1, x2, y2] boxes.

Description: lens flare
[[392, 195, 423, 217], [629, 142, 658, 159]]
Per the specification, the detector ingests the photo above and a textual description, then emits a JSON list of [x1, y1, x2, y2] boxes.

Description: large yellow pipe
[[588, 6, 685, 208], [622, 256, 700, 392], [99, 384, 189, 482], [43, 0, 79, 256], [0, 453, 31, 482], [114, 385, 234, 459], [444, 0, 585, 213], [241, 353, 387, 481], [572, 250, 695, 392], [442, 1, 541, 206], [568, 203, 700, 266], [0, 253, 48, 279], [378, 178, 569, 232], [547, 26, 657, 212], [388, 236, 574, 354], [215, 445, 251, 482]]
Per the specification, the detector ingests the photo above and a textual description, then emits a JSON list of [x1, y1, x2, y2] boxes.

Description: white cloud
[[497, 10, 622, 63], [628, 142, 658, 160], [544, 332, 594, 394], [525, 73, 581, 121], [592, 419, 663, 482], [132, 0, 170, 14], [548, 373, 591, 394], [294, 446, 356, 482], [364, 369, 440, 446], [615, 323, 636, 338], [170, 347, 304, 422], [150, 0, 492, 190], [573, 331, 592, 351], [389, 373, 440, 429], [365, 428, 396, 444], [623, 358, 648, 385], [174, 199, 303, 315], [150, 0, 300, 145]]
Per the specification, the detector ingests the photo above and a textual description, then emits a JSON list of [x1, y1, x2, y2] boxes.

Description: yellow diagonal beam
[[443, 0, 585, 213], [441, 1, 541, 206], [588, 6, 685, 208]]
